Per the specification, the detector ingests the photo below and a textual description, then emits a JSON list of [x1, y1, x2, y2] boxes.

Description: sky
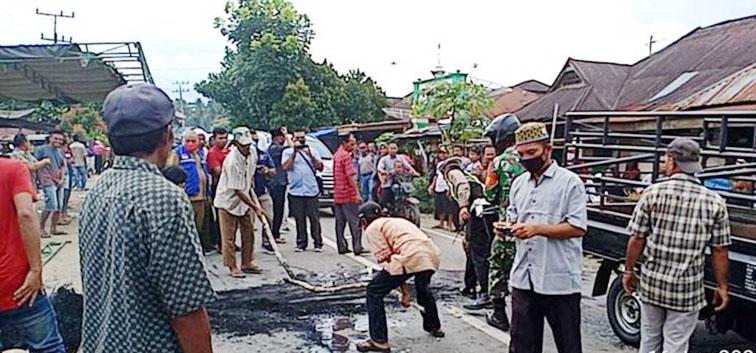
[[1, 0, 754, 102]]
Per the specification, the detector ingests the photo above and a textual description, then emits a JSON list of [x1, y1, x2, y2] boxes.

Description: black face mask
[[520, 154, 546, 174]]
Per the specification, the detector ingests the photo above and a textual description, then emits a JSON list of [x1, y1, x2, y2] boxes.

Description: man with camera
[[282, 129, 324, 252]]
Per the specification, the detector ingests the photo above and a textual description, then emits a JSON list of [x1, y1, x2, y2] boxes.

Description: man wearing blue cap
[[79, 83, 216, 353]]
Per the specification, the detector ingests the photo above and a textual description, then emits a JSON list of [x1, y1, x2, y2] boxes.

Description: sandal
[[51, 230, 68, 236], [230, 269, 246, 278], [275, 238, 287, 244], [241, 265, 263, 274], [431, 224, 444, 230], [356, 340, 391, 352], [40, 232, 51, 239]]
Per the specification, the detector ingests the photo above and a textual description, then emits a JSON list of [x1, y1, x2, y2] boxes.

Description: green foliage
[[375, 132, 398, 143], [412, 81, 493, 145], [178, 99, 227, 130], [0, 98, 66, 125], [412, 177, 434, 214], [58, 103, 107, 141], [197, 0, 387, 130]]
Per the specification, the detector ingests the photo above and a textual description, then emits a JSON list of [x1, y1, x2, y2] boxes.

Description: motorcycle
[[388, 174, 421, 227]]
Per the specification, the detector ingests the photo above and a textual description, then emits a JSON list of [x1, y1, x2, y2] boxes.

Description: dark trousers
[[469, 213, 497, 292], [367, 270, 441, 343], [510, 288, 582, 353], [270, 185, 287, 237], [289, 195, 322, 249], [464, 249, 478, 290], [199, 205, 220, 251], [334, 203, 363, 253]]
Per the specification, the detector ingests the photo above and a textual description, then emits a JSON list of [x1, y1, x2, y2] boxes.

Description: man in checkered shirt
[[624, 137, 731, 353], [79, 84, 216, 353]]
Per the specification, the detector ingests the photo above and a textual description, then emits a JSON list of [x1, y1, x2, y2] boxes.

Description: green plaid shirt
[[627, 173, 731, 312]]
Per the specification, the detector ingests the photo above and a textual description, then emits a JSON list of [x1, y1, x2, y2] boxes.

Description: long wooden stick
[[253, 211, 368, 293]]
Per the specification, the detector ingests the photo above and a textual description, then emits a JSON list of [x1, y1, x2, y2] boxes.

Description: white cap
[[232, 127, 254, 146]]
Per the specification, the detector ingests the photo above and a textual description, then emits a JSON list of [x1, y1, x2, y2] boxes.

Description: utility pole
[[36, 9, 75, 43], [172, 81, 191, 113], [647, 35, 658, 56]]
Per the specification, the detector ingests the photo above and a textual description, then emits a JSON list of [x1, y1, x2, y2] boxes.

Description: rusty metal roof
[[516, 15, 756, 121]]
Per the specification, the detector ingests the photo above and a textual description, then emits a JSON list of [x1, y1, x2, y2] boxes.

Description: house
[[516, 15, 756, 123]]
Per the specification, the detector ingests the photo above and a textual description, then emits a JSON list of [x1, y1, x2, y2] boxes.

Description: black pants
[[200, 205, 220, 251], [367, 270, 441, 343], [469, 213, 497, 292], [510, 288, 582, 353], [334, 203, 363, 253], [270, 185, 287, 237], [464, 250, 478, 290], [289, 195, 322, 249]]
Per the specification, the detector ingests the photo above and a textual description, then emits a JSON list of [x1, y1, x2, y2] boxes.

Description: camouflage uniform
[[484, 146, 524, 299]]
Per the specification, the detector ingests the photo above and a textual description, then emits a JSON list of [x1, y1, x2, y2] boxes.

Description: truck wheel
[[607, 276, 641, 347]]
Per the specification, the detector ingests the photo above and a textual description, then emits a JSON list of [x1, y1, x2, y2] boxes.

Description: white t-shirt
[[434, 166, 448, 193]]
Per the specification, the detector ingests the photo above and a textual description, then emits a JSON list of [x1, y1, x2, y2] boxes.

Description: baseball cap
[[667, 137, 703, 174], [104, 83, 177, 137], [232, 127, 254, 146]]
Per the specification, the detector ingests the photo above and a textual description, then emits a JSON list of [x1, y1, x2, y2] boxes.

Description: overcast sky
[[1, 0, 754, 101]]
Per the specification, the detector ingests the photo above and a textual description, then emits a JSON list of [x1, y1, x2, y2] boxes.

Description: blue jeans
[[359, 173, 372, 201], [74, 165, 87, 189], [0, 295, 66, 353]]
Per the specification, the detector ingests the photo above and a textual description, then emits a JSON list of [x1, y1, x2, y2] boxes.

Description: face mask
[[520, 154, 546, 174], [185, 142, 198, 153]]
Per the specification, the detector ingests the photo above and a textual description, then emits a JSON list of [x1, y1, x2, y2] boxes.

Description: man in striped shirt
[[624, 137, 731, 353]]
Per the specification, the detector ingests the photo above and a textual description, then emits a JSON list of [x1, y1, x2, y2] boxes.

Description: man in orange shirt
[[0, 158, 65, 353], [356, 202, 444, 352]]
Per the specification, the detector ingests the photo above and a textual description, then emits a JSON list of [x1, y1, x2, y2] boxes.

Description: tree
[[58, 103, 107, 141], [197, 0, 387, 130], [412, 81, 493, 145]]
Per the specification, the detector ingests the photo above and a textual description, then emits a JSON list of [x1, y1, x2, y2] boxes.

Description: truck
[[561, 110, 756, 346]]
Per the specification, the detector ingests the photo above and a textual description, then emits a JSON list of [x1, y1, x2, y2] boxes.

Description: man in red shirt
[[0, 159, 65, 353], [207, 127, 230, 252], [333, 134, 364, 255]]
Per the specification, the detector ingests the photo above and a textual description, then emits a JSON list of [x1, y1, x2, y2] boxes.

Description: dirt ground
[[9, 179, 756, 353]]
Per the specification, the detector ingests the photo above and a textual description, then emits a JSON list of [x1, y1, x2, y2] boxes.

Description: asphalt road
[[34, 194, 756, 353]]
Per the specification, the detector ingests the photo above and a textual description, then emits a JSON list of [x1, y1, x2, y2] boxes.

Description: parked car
[[255, 131, 335, 209]]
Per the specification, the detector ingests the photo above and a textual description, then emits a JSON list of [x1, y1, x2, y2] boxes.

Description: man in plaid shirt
[[624, 137, 731, 353]]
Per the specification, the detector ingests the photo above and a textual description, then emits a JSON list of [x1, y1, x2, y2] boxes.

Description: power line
[[172, 81, 191, 113], [36, 8, 75, 44]]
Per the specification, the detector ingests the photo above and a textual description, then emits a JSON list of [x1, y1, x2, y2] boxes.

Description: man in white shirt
[[214, 127, 266, 278], [69, 135, 88, 190]]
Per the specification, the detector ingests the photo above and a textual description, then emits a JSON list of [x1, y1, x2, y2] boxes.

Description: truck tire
[[607, 276, 641, 347]]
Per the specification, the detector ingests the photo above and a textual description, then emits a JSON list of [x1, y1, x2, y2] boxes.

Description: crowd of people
[[0, 82, 737, 353]]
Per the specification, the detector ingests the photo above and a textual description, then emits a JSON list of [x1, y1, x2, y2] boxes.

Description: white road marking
[[320, 234, 511, 346]]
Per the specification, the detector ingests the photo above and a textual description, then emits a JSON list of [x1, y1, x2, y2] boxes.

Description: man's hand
[[511, 223, 539, 239], [374, 248, 392, 263], [13, 269, 43, 307], [493, 221, 512, 238], [459, 207, 471, 223], [713, 286, 729, 312], [622, 271, 637, 295], [281, 127, 288, 135]]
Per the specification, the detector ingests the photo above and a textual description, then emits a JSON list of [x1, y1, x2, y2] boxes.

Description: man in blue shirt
[[499, 122, 587, 353], [282, 129, 324, 252], [251, 131, 278, 253]]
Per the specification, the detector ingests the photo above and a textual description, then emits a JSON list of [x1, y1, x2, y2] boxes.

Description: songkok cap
[[515, 122, 549, 145]]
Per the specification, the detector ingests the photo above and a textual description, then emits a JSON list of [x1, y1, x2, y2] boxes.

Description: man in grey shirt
[[496, 122, 587, 353]]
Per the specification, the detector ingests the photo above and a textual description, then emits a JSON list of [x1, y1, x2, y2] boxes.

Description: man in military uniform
[[482, 113, 524, 331], [442, 156, 498, 311]]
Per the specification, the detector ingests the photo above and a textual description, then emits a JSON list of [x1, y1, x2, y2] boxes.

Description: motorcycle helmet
[[440, 157, 464, 176], [484, 113, 521, 152], [358, 201, 384, 223]]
